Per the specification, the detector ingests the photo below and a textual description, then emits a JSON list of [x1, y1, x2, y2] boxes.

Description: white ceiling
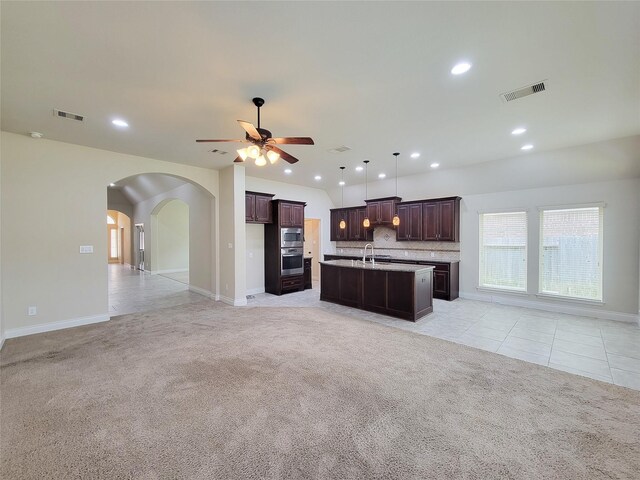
[[2, 2, 639, 189]]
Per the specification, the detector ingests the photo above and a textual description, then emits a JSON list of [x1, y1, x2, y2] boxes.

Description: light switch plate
[[79, 245, 94, 254]]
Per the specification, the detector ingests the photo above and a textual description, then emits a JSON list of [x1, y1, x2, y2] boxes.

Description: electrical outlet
[[430, 252, 435, 258], [28, 306, 37, 316], [404, 251, 408, 257], [228, 243, 233, 249], [225, 283, 229, 291], [248, 251, 253, 259]]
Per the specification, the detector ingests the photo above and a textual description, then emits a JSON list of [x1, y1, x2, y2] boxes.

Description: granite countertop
[[320, 259, 434, 273], [326, 254, 458, 264]]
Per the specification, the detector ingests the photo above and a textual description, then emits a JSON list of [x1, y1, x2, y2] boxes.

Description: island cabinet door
[[362, 270, 387, 310], [386, 272, 414, 316], [320, 265, 340, 301], [338, 267, 361, 307]]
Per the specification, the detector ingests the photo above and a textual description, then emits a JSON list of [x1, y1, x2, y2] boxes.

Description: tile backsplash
[[335, 227, 460, 261]]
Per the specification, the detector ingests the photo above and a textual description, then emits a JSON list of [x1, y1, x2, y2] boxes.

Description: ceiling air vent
[[500, 80, 548, 103], [208, 149, 228, 155], [328, 146, 351, 154], [53, 109, 84, 122]]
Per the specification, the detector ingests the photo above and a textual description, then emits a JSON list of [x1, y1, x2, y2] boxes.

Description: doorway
[[107, 210, 132, 265]]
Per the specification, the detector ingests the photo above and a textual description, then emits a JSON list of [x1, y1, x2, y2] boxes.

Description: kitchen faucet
[[363, 243, 375, 266]]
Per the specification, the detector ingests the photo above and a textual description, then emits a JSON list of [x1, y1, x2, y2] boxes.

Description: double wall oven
[[281, 227, 303, 276]]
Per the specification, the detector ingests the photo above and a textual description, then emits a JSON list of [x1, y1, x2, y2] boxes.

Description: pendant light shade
[[392, 152, 400, 227], [362, 160, 370, 228], [339, 166, 347, 230]]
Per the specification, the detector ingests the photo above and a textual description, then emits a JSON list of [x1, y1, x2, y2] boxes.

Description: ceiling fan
[[196, 97, 314, 165]]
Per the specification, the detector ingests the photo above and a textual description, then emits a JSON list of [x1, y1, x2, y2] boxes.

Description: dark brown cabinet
[[245, 191, 274, 224], [264, 199, 306, 295], [321, 263, 433, 321], [396, 203, 422, 241], [324, 254, 459, 301], [348, 208, 370, 241], [365, 197, 401, 225], [422, 197, 460, 242], [279, 201, 304, 227], [304, 257, 312, 289], [330, 209, 348, 241], [330, 207, 373, 242]]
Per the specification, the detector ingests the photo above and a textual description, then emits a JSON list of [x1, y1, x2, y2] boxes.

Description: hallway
[[108, 264, 211, 316]]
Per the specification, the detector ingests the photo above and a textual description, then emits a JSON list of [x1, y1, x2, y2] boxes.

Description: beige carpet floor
[[1, 302, 639, 479]]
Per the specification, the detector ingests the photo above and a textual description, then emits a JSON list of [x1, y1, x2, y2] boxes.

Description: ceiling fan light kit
[[197, 97, 314, 166]]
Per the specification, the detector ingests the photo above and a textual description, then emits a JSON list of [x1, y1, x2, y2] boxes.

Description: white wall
[[459, 179, 640, 321], [244, 176, 335, 293], [218, 165, 246, 305], [1, 131, 219, 337], [156, 199, 189, 273], [133, 182, 214, 296]]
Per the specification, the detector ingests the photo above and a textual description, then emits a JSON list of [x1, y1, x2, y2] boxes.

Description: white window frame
[[478, 210, 528, 293], [537, 203, 604, 303]]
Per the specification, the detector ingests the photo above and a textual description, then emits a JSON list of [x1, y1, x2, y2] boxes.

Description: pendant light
[[339, 166, 347, 230], [392, 152, 400, 227], [362, 160, 371, 228]]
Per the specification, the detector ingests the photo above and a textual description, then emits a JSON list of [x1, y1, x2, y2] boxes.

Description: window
[[479, 211, 527, 291], [539, 206, 603, 301]]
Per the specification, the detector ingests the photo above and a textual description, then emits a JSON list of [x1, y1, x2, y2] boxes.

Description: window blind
[[539, 207, 603, 301], [479, 211, 527, 291]]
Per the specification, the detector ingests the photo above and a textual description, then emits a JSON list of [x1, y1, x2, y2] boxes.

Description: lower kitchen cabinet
[[323, 254, 459, 301], [304, 257, 312, 289]]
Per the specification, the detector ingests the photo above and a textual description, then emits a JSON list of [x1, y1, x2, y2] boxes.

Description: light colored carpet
[[1, 303, 639, 479]]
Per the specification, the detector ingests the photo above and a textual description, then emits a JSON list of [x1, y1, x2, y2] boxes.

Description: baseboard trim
[[0, 334, 5, 351], [149, 268, 189, 275], [218, 295, 248, 307], [4, 313, 110, 339], [460, 291, 639, 324], [188, 285, 215, 299], [246, 287, 265, 296]]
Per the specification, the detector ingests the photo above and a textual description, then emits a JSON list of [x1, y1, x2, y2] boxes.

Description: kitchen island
[[320, 259, 434, 321]]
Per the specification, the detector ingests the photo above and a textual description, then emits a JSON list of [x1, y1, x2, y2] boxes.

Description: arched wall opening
[[107, 173, 217, 308]]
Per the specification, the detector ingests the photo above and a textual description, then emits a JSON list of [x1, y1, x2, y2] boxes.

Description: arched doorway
[[106, 173, 216, 316]]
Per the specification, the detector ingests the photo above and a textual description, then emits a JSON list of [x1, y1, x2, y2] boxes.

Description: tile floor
[[108, 266, 640, 391]]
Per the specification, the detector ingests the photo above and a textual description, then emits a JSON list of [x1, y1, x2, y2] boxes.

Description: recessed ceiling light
[[355, 166, 363, 172], [378, 173, 386, 179], [112, 119, 129, 128], [314, 175, 322, 181], [451, 62, 472, 75], [410, 152, 420, 159], [511, 127, 527, 135], [339, 180, 345, 186], [430, 162, 440, 168], [109, 183, 116, 187], [521, 144, 534, 151], [284, 168, 292, 174]]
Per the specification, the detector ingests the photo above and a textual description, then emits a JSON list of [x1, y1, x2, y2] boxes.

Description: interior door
[[107, 225, 119, 263]]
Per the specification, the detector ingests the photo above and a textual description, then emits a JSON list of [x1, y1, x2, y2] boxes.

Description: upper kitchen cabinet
[[422, 197, 461, 242], [330, 209, 348, 241], [396, 203, 422, 241], [348, 208, 372, 241], [245, 191, 274, 224], [276, 200, 305, 227], [365, 197, 402, 226]]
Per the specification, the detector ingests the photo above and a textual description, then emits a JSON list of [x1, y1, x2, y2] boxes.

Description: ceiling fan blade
[[237, 120, 262, 141], [233, 156, 244, 163], [196, 139, 245, 143], [266, 145, 299, 164], [271, 137, 315, 145]]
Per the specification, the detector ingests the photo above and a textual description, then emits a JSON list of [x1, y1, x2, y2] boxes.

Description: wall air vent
[[500, 80, 548, 103], [53, 109, 85, 122], [208, 149, 228, 155], [328, 146, 351, 154]]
